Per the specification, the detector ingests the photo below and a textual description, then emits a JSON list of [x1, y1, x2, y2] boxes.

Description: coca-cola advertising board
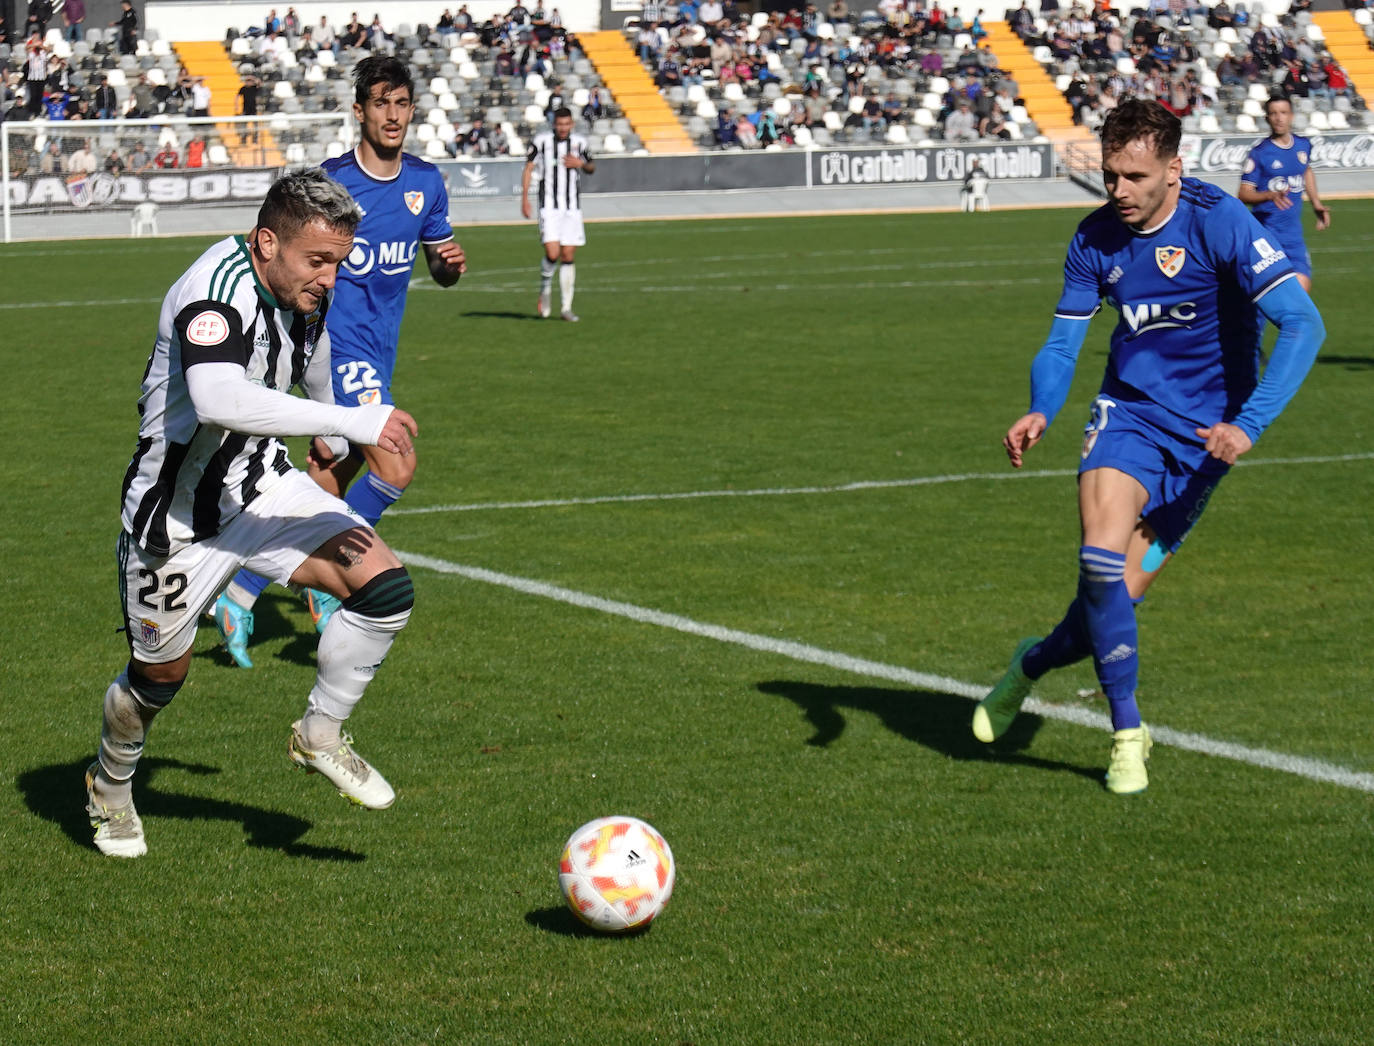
[[1180, 132, 1374, 174]]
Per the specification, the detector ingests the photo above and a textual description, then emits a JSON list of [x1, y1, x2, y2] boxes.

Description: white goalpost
[[2, 112, 355, 242]]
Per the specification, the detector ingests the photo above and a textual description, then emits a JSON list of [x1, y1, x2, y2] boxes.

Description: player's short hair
[[1100, 98, 1181, 161], [353, 54, 415, 105], [256, 168, 362, 242], [1263, 94, 1292, 115], [552, 106, 573, 120]]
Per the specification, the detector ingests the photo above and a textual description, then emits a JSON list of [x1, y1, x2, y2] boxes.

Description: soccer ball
[[558, 816, 675, 933]]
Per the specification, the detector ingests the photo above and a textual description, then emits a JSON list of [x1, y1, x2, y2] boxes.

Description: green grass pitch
[[1, 202, 1371, 1044]]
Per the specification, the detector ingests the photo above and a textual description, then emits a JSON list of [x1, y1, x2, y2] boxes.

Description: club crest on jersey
[[404, 190, 424, 215], [1155, 246, 1186, 279], [139, 618, 160, 646], [358, 388, 382, 405], [1297, 151, 1308, 165]]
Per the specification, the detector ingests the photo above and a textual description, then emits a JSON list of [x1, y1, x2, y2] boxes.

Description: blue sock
[[1077, 545, 1141, 730], [345, 472, 405, 528], [230, 568, 271, 603], [1021, 597, 1091, 680]]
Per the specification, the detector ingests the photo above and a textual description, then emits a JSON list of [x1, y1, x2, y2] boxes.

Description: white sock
[[559, 263, 575, 312], [303, 604, 412, 726], [540, 256, 557, 292], [96, 674, 160, 806]]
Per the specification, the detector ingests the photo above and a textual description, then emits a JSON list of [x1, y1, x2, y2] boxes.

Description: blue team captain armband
[[1231, 276, 1325, 442], [1027, 313, 1093, 424]]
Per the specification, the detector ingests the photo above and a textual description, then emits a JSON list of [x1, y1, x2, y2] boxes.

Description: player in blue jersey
[[211, 56, 466, 668], [972, 99, 1324, 794], [1237, 95, 1331, 292]]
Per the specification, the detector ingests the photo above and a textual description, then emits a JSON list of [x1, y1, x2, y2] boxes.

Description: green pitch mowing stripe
[[397, 551, 1374, 795]]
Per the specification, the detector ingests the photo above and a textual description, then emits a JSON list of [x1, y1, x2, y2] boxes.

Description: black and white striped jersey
[[526, 130, 591, 211], [121, 235, 333, 558]]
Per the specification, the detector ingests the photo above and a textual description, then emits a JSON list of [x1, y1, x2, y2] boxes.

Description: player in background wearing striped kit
[[522, 107, 595, 322]]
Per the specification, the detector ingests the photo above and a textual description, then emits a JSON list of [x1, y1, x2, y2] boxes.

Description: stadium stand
[[2, 1, 1369, 167]]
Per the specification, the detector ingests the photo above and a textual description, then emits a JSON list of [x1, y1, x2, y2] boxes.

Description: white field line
[[397, 550, 1374, 795], [389, 452, 1374, 517]]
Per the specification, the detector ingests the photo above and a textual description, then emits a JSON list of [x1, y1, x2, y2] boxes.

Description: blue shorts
[[1266, 226, 1312, 278], [1078, 396, 1230, 553], [328, 342, 396, 407]]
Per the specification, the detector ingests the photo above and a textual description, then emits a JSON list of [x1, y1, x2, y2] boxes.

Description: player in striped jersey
[[86, 170, 420, 857], [972, 100, 1324, 794], [522, 107, 595, 322]]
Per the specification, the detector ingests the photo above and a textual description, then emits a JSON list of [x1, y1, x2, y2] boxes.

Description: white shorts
[[118, 471, 366, 663], [538, 207, 586, 248]]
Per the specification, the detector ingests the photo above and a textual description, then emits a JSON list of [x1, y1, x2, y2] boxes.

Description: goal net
[[2, 112, 354, 242]]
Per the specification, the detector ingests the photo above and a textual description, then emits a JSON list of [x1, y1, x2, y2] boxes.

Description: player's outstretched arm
[[425, 239, 466, 287], [184, 360, 395, 447]]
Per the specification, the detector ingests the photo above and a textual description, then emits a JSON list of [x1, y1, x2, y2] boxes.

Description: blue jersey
[[320, 149, 452, 404], [1240, 134, 1311, 245], [1045, 178, 1298, 436]]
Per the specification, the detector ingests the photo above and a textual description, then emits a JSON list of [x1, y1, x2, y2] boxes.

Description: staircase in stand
[[577, 31, 696, 154]]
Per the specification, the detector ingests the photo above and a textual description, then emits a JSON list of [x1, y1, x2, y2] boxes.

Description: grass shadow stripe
[[397, 550, 1374, 796]]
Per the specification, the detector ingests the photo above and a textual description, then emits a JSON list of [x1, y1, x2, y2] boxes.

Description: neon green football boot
[[972, 636, 1041, 743], [1105, 724, 1152, 795]]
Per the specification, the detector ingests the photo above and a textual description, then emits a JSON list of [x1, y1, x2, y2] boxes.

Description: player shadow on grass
[[757, 680, 1102, 782], [460, 310, 547, 321], [1314, 355, 1374, 371], [199, 591, 321, 671], [18, 757, 365, 861]]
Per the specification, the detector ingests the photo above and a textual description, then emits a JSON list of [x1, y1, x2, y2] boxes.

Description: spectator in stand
[[454, 4, 474, 31], [494, 42, 517, 76], [264, 8, 282, 34], [25, 0, 53, 40], [944, 97, 978, 141], [66, 138, 98, 174], [191, 77, 212, 118], [93, 74, 118, 119], [104, 147, 126, 174], [657, 48, 683, 87], [185, 135, 206, 168], [1323, 58, 1353, 100], [489, 122, 511, 155], [154, 142, 179, 168], [315, 16, 336, 50], [340, 12, 365, 47], [24, 37, 49, 118], [38, 139, 62, 173], [1008, 0, 1034, 36], [112, 0, 138, 55], [63, 0, 85, 44], [42, 85, 68, 120], [127, 141, 151, 172], [981, 104, 1012, 139], [715, 106, 738, 146], [582, 86, 605, 123], [860, 90, 884, 133], [463, 115, 491, 155], [284, 7, 301, 36], [1280, 57, 1310, 99], [699, 0, 724, 25]]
